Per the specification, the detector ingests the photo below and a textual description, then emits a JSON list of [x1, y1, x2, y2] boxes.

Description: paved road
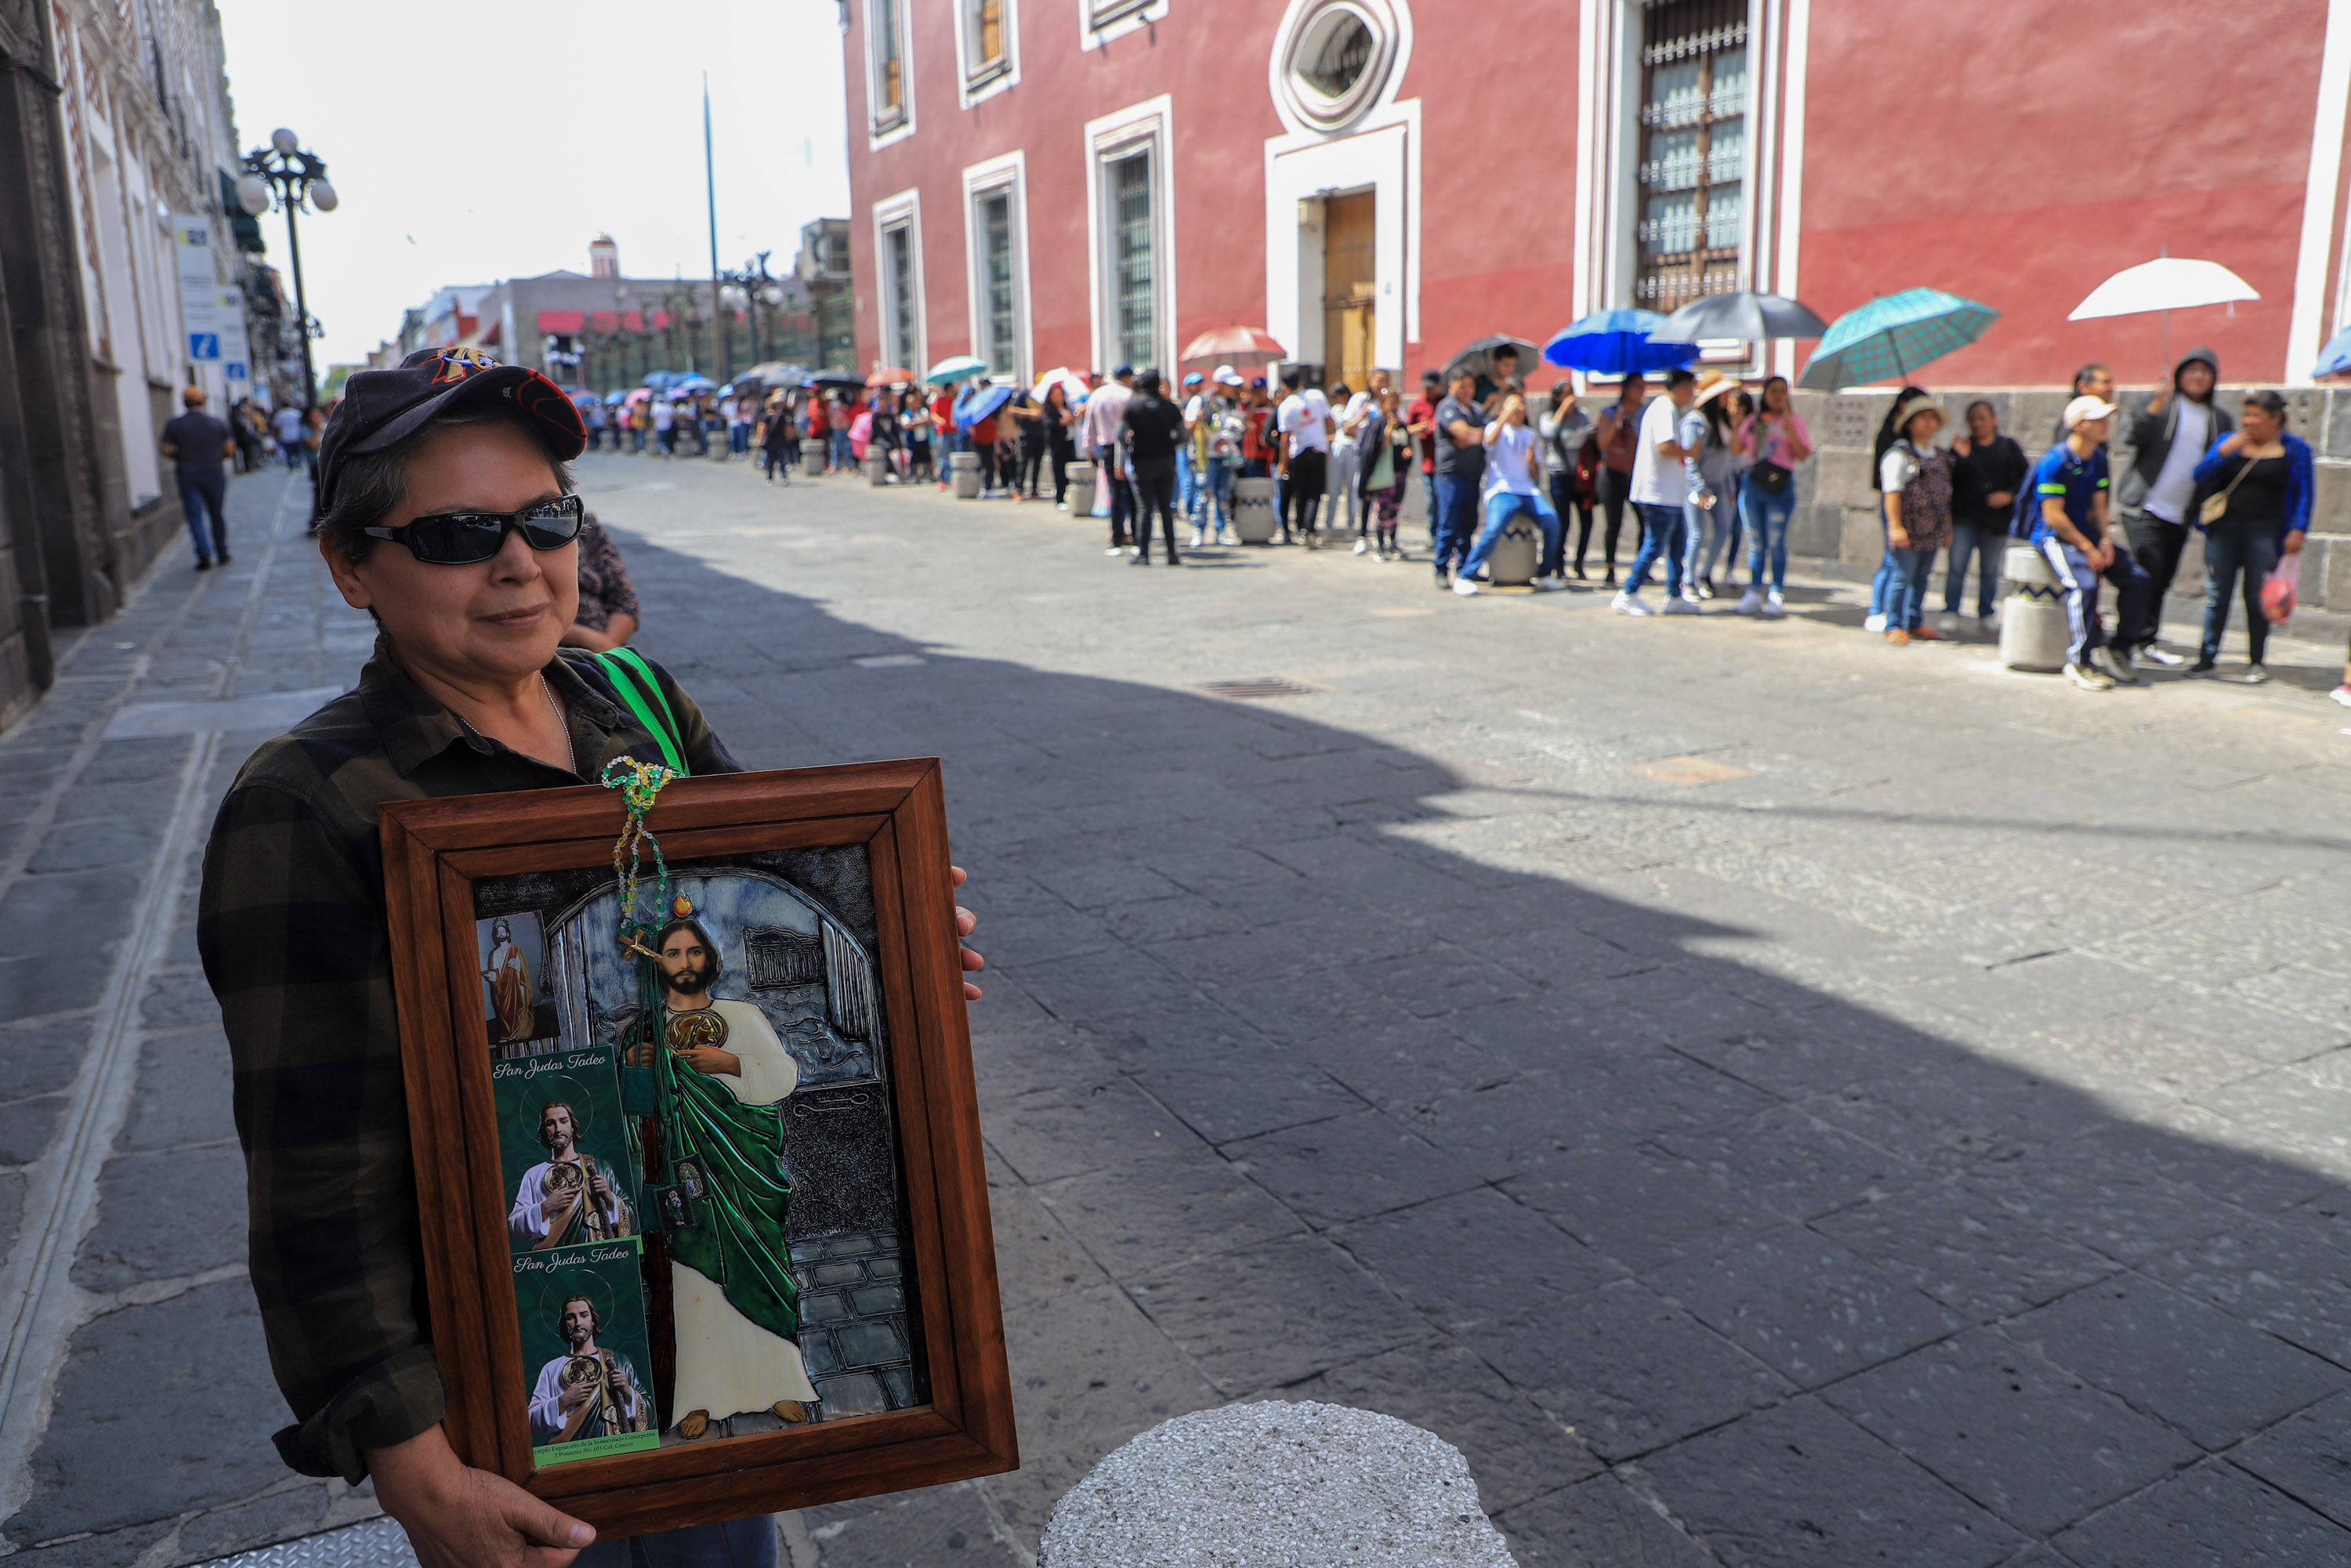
[[5, 453, 2351, 1566]]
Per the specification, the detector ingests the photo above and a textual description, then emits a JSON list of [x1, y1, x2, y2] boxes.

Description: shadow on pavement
[[599, 527, 2351, 1567], [27, 498, 2349, 1568]]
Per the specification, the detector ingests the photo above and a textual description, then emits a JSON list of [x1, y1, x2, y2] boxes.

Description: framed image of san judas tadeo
[[379, 757, 1015, 1537]]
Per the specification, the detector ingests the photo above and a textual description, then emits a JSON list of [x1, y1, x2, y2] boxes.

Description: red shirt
[[1406, 394, 1438, 473], [931, 391, 953, 430], [1241, 404, 1273, 462]]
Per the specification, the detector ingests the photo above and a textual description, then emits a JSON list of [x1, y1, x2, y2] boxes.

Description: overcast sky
[[213, 0, 852, 371]]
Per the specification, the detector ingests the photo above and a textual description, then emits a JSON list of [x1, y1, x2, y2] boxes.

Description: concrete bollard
[[800, 436, 828, 472], [950, 450, 984, 499], [1230, 477, 1278, 544], [2000, 543, 2070, 672], [1038, 1402, 1513, 1568], [1067, 459, 1096, 502], [864, 452, 889, 486], [1485, 515, 1541, 586]]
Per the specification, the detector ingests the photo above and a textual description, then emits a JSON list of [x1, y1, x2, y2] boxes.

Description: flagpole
[[704, 73, 728, 383]]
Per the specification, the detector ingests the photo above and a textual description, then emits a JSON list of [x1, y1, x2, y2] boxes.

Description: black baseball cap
[[317, 347, 585, 513]]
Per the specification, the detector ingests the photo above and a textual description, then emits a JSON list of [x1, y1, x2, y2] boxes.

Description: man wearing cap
[[2030, 393, 2152, 690], [1084, 365, 1137, 553], [198, 346, 987, 1567]]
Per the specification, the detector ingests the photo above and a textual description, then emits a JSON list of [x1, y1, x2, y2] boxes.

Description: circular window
[[1277, 0, 1399, 132]]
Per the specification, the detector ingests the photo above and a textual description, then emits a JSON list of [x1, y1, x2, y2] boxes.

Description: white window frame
[[962, 152, 1031, 382], [956, 0, 1020, 107], [1084, 96, 1177, 374], [871, 188, 926, 374], [864, 0, 916, 150], [1572, 0, 1772, 375], [1078, 0, 1168, 56]]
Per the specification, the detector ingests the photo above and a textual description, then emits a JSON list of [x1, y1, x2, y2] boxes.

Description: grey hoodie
[[2118, 346, 2233, 513]]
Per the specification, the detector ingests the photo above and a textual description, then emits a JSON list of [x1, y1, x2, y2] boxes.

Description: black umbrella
[[805, 368, 867, 389], [1656, 292, 1829, 343], [1439, 335, 1540, 384]]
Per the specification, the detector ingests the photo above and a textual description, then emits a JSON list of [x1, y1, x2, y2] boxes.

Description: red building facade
[[841, 0, 2349, 390]]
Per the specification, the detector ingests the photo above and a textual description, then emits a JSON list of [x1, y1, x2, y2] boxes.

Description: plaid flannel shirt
[[198, 640, 737, 1482]]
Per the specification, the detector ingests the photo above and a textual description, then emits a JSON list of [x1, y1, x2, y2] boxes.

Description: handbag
[[2200, 450, 2259, 525]]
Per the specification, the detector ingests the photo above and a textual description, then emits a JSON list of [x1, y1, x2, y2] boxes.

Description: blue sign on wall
[[189, 331, 221, 360], [225, 361, 248, 380]]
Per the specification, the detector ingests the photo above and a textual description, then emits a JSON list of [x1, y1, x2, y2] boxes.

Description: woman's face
[[1967, 404, 1997, 443], [1762, 378, 1789, 415], [324, 421, 577, 687], [2241, 404, 2282, 444], [1907, 411, 1944, 444]]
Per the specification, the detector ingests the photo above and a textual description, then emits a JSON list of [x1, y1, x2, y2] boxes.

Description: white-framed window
[[958, 0, 1019, 103], [1080, 0, 1167, 53], [1273, 0, 1402, 134], [963, 154, 1030, 381], [871, 190, 925, 372], [865, 0, 915, 146], [1085, 99, 1176, 373]]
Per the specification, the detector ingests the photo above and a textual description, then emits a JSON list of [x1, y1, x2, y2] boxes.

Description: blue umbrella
[[1798, 288, 1999, 390], [2313, 324, 2351, 379], [958, 383, 1015, 429], [1542, 310, 1699, 375]]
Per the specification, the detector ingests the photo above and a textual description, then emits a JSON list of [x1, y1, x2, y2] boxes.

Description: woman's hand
[[368, 1425, 594, 1568], [2218, 430, 2248, 458], [953, 865, 984, 1000], [2286, 531, 2306, 556]]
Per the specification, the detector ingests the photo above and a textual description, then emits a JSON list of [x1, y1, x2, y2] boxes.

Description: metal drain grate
[[1196, 676, 1325, 701], [192, 1518, 416, 1568]]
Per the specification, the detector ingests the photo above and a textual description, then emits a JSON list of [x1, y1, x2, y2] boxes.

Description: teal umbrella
[[926, 354, 988, 384], [1797, 288, 1999, 390]]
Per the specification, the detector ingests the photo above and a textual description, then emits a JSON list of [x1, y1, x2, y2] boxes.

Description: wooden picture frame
[[381, 759, 1016, 1537]]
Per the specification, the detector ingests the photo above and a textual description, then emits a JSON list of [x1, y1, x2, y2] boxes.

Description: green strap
[[590, 650, 688, 777]]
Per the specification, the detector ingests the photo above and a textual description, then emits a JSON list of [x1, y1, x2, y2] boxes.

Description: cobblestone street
[[6, 454, 2351, 1566]]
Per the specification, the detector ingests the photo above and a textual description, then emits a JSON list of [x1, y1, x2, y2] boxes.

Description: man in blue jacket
[[2031, 394, 2153, 692]]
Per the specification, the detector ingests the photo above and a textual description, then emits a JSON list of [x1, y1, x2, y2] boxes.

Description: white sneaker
[[2142, 646, 2186, 667], [1452, 577, 1481, 596], [1189, 532, 1204, 549], [1353, 538, 1369, 555], [1662, 596, 1699, 616], [1104, 546, 1125, 556], [1613, 592, 1653, 617], [1735, 589, 1763, 616], [1764, 589, 1786, 618], [1532, 574, 1566, 592], [1864, 613, 1888, 633], [2245, 663, 2271, 685]]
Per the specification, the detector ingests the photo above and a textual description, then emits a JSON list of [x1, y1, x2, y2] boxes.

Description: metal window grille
[[1111, 151, 1155, 369], [982, 192, 1016, 375], [885, 223, 915, 369], [1635, 0, 1747, 311]]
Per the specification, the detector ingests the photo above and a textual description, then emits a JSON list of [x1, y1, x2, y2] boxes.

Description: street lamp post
[[719, 252, 785, 370], [235, 129, 336, 410]]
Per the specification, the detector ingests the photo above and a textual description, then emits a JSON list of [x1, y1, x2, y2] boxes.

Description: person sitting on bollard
[[2030, 393, 2153, 691], [1451, 393, 1563, 596]]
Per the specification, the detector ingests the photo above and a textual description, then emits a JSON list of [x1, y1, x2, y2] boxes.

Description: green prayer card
[[515, 1239, 661, 1466], [474, 847, 928, 1451]]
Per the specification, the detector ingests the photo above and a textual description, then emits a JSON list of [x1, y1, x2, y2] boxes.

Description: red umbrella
[[866, 367, 914, 386], [1179, 326, 1287, 364]]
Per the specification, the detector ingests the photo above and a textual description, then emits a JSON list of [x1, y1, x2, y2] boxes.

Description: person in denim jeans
[[1613, 368, 1700, 615], [1732, 375, 1809, 617], [1863, 386, 1931, 632], [2190, 389, 2310, 680], [1678, 374, 1739, 599], [1878, 394, 1953, 646], [1944, 400, 2027, 621]]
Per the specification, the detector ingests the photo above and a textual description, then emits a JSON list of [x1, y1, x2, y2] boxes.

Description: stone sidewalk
[[5, 449, 2350, 1566]]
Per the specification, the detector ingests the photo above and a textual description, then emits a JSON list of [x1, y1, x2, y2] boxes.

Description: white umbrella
[[2068, 256, 2258, 379], [2067, 257, 2259, 320]]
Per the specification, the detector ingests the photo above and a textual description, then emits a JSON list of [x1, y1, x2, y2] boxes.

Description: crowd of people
[[543, 347, 2345, 708]]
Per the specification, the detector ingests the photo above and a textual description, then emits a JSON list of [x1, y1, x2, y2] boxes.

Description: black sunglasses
[[363, 494, 585, 565]]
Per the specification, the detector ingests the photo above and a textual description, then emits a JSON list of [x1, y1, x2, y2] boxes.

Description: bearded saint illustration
[[627, 897, 817, 1436], [509, 1098, 633, 1250], [480, 917, 536, 1044], [528, 1291, 650, 1444]]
